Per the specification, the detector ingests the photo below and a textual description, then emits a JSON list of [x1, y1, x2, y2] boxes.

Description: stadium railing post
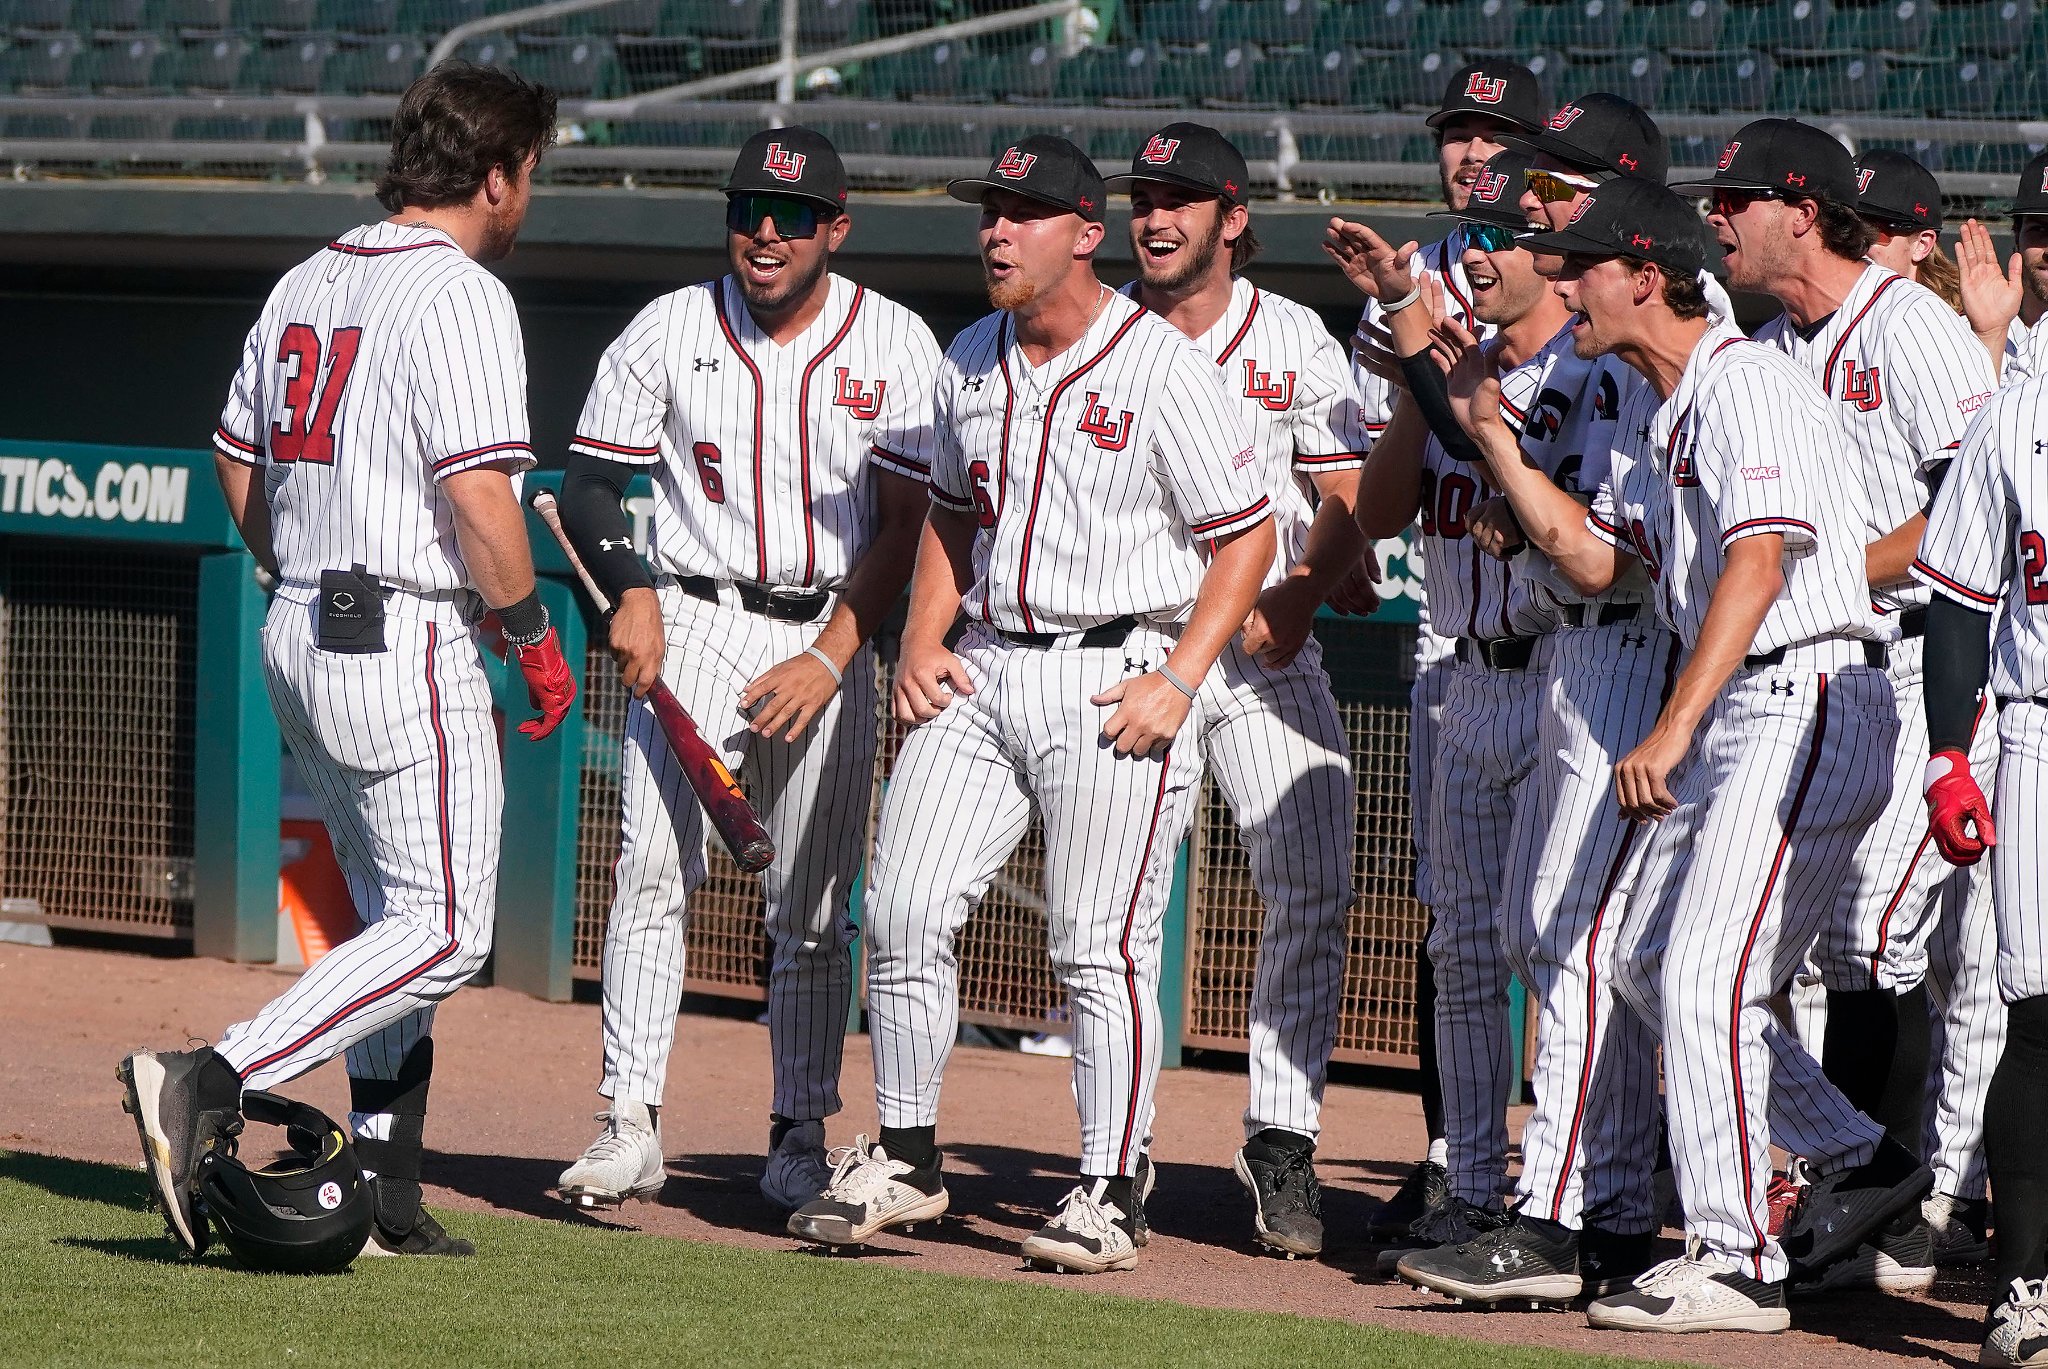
[[494, 572, 587, 1001], [191, 549, 281, 962], [1160, 836, 1191, 1069]]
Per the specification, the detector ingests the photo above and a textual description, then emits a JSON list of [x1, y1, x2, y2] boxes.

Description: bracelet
[[501, 605, 551, 648], [804, 645, 844, 686], [1158, 663, 1198, 700], [1381, 282, 1423, 314]]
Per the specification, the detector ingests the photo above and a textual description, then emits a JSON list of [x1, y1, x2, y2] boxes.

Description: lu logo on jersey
[[1242, 360, 1296, 410], [762, 142, 806, 181], [832, 367, 886, 419], [1840, 359, 1884, 412], [1077, 391, 1133, 450]]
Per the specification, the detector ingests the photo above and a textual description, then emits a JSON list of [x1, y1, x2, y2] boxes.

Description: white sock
[[1426, 1138, 1448, 1167]]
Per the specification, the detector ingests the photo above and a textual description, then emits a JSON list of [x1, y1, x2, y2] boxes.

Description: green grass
[[1, 1150, 1664, 1369]]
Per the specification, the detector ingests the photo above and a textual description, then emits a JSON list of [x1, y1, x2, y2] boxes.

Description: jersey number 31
[[271, 324, 362, 465]]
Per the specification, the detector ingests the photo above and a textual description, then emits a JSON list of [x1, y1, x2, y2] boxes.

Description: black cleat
[[1234, 1133, 1323, 1258], [1369, 1158, 1448, 1241], [116, 1047, 243, 1256], [1374, 1194, 1507, 1275], [1781, 1136, 1933, 1278], [1580, 1225, 1657, 1298], [1397, 1213, 1582, 1306], [361, 1201, 475, 1257]]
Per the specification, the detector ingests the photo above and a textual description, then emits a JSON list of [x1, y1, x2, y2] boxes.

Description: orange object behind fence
[[278, 819, 357, 965]]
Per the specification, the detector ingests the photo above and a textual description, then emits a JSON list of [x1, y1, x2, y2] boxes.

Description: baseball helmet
[[196, 1091, 373, 1274]]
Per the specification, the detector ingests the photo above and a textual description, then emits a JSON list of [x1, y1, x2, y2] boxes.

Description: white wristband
[[1158, 663, 1198, 700], [804, 645, 843, 687], [1381, 282, 1423, 314]]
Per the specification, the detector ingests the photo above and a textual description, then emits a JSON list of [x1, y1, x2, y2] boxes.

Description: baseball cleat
[[759, 1118, 830, 1212], [1019, 1179, 1139, 1274], [787, 1136, 947, 1247], [1374, 1194, 1507, 1276], [1580, 1226, 1657, 1298], [116, 1046, 243, 1257], [557, 1101, 665, 1210], [1985, 1278, 2048, 1366], [1397, 1214, 1582, 1306], [1585, 1243, 1790, 1334], [1791, 1212, 1936, 1297], [1765, 1160, 1810, 1237], [1925, 1192, 1991, 1266], [1234, 1132, 1323, 1258], [1369, 1158, 1447, 1241], [360, 1202, 475, 1257], [1781, 1136, 1932, 1278]]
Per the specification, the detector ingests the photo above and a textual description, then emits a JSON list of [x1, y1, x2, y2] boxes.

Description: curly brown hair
[[375, 63, 558, 213]]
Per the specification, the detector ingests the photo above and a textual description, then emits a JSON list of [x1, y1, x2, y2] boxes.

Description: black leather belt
[[1896, 606, 1927, 639], [1455, 635, 1539, 671], [672, 573, 828, 624], [1744, 641, 1888, 669], [994, 615, 1139, 649], [1559, 602, 1644, 629]]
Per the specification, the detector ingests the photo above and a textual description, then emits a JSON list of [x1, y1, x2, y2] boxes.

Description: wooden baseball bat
[[529, 489, 776, 875]]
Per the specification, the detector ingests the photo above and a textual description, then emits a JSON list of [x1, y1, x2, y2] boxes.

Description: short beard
[[2025, 260, 2048, 309], [1136, 216, 1223, 294], [478, 206, 521, 263], [985, 266, 1041, 313], [737, 249, 830, 317]]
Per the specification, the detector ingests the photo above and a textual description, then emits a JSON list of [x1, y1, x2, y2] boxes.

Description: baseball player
[[551, 128, 942, 1214], [1910, 372, 2048, 1366], [1373, 150, 1672, 1308], [1111, 122, 1371, 1258], [1464, 175, 1929, 1332], [789, 136, 1274, 1274], [1990, 151, 2048, 382], [1680, 120, 1997, 1291], [1325, 58, 1544, 1240], [119, 64, 571, 1259], [1855, 146, 2008, 1267]]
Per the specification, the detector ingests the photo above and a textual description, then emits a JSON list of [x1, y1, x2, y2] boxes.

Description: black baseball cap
[[2017, 149, 2048, 219], [948, 134, 1107, 222], [1504, 92, 1669, 180], [1106, 122, 1249, 206], [1427, 60, 1544, 134], [1428, 149, 1535, 231], [1522, 175, 1709, 277], [723, 126, 848, 211], [1671, 117, 1858, 206], [1856, 148, 1942, 231]]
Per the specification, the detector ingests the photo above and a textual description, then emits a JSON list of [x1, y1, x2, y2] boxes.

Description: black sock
[[350, 1037, 434, 1237], [1823, 986, 1898, 1117], [1518, 1212, 1573, 1244], [1988, 996, 2048, 1289], [1874, 984, 1931, 1156], [1417, 915, 1445, 1146], [768, 1113, 797, 1150], [1088, 1174, 1135, 1214], [1247, 1127, 1313, 1160], [879, 1125, 937, 1170], [196, 1050, 244, 1112]]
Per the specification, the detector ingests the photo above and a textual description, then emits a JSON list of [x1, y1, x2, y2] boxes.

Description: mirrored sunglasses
[[726, 194, 827, 239]]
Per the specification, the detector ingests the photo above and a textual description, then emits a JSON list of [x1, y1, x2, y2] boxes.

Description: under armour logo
[[1631, 233, 1654, 249], [694, 358, 719, 372], [1784, 171, 1807, 188], [1617, 152, 1638, 172], [962, 376, 985, 391], [1123, 655, 1148, 676], [1621, 632, 1647, 647], [1636, 424, 1653, 444], [1490, 1249, 1526, 1274], [2036, 439, 2047, 454], [599, 537, 632, 551], [1771, 680, 1795, 695]]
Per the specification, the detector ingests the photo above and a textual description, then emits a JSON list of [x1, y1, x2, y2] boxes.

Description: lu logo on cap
[[995, 147, 1037, 179], [1856, 167, 1876, 193], [1464, 72, 1507, 103], [763, 142, 806, 181], [1548, 104, 1584, 131], [1718, 140, 1741, 170], [1472, 169, 1508, 203], [1567, 195, 1595, 225], [1140, 135, 1180, 165]]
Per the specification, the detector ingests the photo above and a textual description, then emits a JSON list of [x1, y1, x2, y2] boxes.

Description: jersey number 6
[[967, 459, 996, 529], [271, 323, 362, 465], [694, 441, 726, 504]]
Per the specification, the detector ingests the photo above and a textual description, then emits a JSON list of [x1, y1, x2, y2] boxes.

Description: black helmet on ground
[[196, 1091, 373, 1274]]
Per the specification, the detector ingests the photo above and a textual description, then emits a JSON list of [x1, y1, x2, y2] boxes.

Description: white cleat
[[1586, 1242, 1790, 1334], [557, 1100, 665, 1210], [1019, 1179, 1140, 1274], [760, 1119, 831, 1212], [787, 1136, 947, 1247]]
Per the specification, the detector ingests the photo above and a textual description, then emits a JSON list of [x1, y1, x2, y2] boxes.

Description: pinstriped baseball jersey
[[1416, 343, 1569, 641], [1912, 377, 2048, 699], [568, 274, 942, 591], [212, 221, 535, 592], [928, 291, 1268, 634], [1355, 229, 1483, 436], [1586, 322, 1887, 652], [1753, 264, 1995, 614], [1122, 278, 1372, 588]]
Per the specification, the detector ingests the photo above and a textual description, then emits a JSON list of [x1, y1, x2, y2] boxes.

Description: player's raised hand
[[1446, 342, 1509, 446], [740, 647, 843, 742], [1614, 721, 1690, 820], [894, 637, 974, 726], [1957, 218, 2024, 343], [608, 586, 666, 699], [1092, 671, 1192, 758], [1924, 749, 1997, 865]]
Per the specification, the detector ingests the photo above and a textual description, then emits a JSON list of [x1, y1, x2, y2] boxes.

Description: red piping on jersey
[[1438, 237, 1476, 323], [713, 283, 770, 582], [1870, 692, 1987, 982], [324, 239, 455, 257], [1213, 288, 1261, 366], [796, 286, 866, 587], [871, 444, 928, 475], [1497, 392, 1528, 425], [980, 327, 1018, 626], [1188, 496, 1270, 537], [1731, 670, 1832, 1278], [214, 426, 260, 456], [1912, 557, 1999, 606], [573, 434, 661, 458], [1294, 450, 1368, 466], [1821, 274, 1903, 397], [1723, 516, 1817, 542], [431, 441, 531, 473], [235, 624, 459, 1081], [1012, 308, 1146, 633], [1114, 750, 1174, 1175]]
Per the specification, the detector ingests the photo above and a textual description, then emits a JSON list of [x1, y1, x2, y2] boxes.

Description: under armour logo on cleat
[[694, 358, 719, 372], [1491, 1249, 1525, 1274], [1771, 680, 1795, 695], [599, 537, 632, 551]]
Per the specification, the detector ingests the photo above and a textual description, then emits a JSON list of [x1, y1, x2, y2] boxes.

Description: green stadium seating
[[86, 30, 166, 90], [77, 0, 148, 29], [1179, 41, 1264, 105], [1294, 130, 1403, 161], [1921, 53, 2004, 113], [5, 111, 84, 135], [162, 0, 230, 28], [1722, 0, 1828, 49], [1255, 43, 1355, 106], [1420, 0, 1521, 51], [1667, 131, 1721, 166], [1313, 0, 1421, 50], [2, 0, 74, 31], [452, 32, 514, 67], [1385, 46, 1465, 106], [316, 0, 396, 33], [325, 33, 420, 92], [240, 0, 320, 33], [1943, 0, 2032, 57], [988, 38, 1062, 100], [668, 0, 771, 40], [1524, 46, 1567, 101], [1219, 0, 1320, 47], [170, 29, 251, 88], [612, 115, 754, 146], [886, 116, 994, 157], [1511, 0, 1562, 48], [1054, 42, 1170, 104], [808, 114, 887, 154], [517, 35, 614, 96], [1802, 52, 1885, 110], [1141, 0, 1221, 44], [1946, 140, 2043, 174], [1682, 47, 1774, 107], [247, 32, 334, 90], [612, 34, 699, 89], [1991, 58, 2044, 114], [1859, 135, 1942, 170], [1852, 0, 1934, 54], [1549, 0, 1630, 50], [88, 111, 170, 137], [170, 114, 257, 137], [1570, 49, 1666, 103], [6, 28, 83, 88], [1640, 0, 1727, 49], [864, 39, 973, 98], [798, 0, 862, 44]]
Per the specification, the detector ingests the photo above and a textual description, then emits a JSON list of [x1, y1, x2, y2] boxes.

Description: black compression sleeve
[[1397, 352, 1487, 465], [1925, 594, 1994, 754], [559, 449, 656, 610]]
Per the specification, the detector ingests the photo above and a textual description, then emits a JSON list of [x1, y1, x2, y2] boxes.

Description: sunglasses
[[726, 194, 831, 239], [1526, 168, 1600, 204], [1708, 187, 1786, 218], [1464, 221, 1521, 252]]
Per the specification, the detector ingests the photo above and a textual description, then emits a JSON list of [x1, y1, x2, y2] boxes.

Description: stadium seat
[[865, 39, 971, 98], [1256, 43, 1355, 105], [317, 0, 397, 33], [1421, 0, 1521, 50], [1548, 0, 1629, 49], [1667, 130, 1722, 166], [392, 0, 480, 31], [1314, 0, 1420, 49], [1509, 0, 1561, 47], [865, 0, 939, 35], [1142, 0, 1223, 46], [1057, 42, 1169, 105], [669, 0, 771, 39], [1947, 140, 2043, 174], [452, 33, 515, 68], [613, 34, 698, 90], [798, 0, 862, 44], [1817, 0, 1933, 53], [246, 32, 334, 90], [8, 28, 82, 87], [239, 0, 320, 32], [325, 33, 420, 92], [1218, 0, 1321, 48], [989, 39, 1062, 100], [170, 30, 251, 89], [517, 35, 614, 96], [1523, 46, 1567, 101], [5, 0, 74, 30], [4, 109, 82, 135], [171, 113, 260, 139], [1681, 47, 1774, 108], [1383, 45, 1464, 107], [1641, 0, 1727, 49], [886, 117, 992, 158], [1295, 130, 1402, 161], [1570, 49, 1665, 103], [1992, 59, 2044, 114], [76, 0, 147, 29], [163, 0, 232, 30], [88, 111, 170, 138], [1803, 52, 1885, 109], [610, 116, 748, 147], [809, 115, 886, 154], [86, 30, 166, 89], [1921, 53, 2003, 113], [1179, 41, 1263, 105], [1937, 0, 2032, 57], [1722, 0, 1829, 50]]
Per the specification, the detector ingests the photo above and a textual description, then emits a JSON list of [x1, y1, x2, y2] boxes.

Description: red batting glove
[[1924, 749, 1996, 866], [512, 627, 577, 741]]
